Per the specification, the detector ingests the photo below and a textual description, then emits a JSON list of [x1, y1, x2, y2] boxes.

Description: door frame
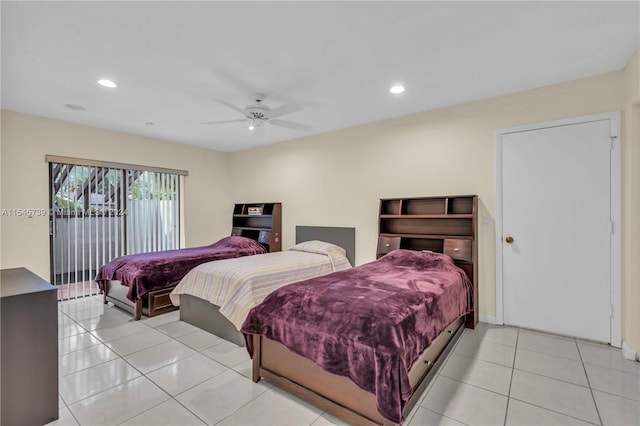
[[495, 111, 621, 347]]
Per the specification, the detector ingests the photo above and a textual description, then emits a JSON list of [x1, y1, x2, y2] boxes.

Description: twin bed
[[237, 197, 478, 426], [95, 235, 267, 320], [243, 249, 475, 425], [96, 197, 478, 425], [170, 227, 355, 346]]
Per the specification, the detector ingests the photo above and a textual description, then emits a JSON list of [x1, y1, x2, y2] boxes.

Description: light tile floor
[[50, 296, 640, 425]]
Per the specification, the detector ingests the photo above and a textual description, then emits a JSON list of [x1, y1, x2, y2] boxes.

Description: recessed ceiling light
[[98, 79, 118, 88], [64, 103, 86, 111], [389, 85, 405, 94], [248, 124, 255, 131]]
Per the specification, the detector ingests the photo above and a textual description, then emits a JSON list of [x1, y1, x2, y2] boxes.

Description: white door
[[501, 119, 612, 342]]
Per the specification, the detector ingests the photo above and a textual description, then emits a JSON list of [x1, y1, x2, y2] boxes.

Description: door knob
[[505, 236, 514, 244]]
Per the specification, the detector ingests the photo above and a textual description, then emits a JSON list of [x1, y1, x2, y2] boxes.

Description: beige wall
[[229, 68, 637, 349], [0, 110, 232, 279]]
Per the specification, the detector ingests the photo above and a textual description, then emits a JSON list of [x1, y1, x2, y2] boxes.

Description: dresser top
[[1, 268, 54, 298]]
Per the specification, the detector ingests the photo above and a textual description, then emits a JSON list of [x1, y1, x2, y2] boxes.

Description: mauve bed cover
[[242, 249, 472, 424]]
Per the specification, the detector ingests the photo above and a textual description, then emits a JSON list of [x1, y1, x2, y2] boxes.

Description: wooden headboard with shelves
[[231, 202, 282, 252], [377, 195, 478, 328]]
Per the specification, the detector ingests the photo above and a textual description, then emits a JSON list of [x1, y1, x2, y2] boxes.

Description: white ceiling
[[2, 1, 639, 153]]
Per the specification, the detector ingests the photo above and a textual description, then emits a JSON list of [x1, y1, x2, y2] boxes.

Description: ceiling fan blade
[[213, 99, 246, 116], [201, 118, 249, 125], [265, 103, 302, 119], [269, 118, 312, 131]]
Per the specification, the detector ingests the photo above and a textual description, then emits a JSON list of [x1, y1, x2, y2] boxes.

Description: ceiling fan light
[[390, 84, 405, 94], [98, 79, 118, 88]]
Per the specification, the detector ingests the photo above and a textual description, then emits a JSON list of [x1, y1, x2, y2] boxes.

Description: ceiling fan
[[202, 93, 311, 131]]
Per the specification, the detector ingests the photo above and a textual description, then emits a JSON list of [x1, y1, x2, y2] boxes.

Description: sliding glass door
[[49, 158, 183, 301]]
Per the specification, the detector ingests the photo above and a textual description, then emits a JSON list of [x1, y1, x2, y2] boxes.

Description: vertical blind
[[47, 156, 187, 301]]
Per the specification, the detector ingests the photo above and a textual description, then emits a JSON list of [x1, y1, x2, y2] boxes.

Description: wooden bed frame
[[178, 226, 356, 346], [102, 280, 176, 321], [252, 317, 466, 425], [248, 195, 478, 425]]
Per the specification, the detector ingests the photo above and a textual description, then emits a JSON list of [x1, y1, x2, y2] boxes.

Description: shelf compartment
[[379, 214, 472, 219], [232, 216, 273, 228], [233, 203, 276, 216], [376, 236, 446, 258], [402, 198, 446, 215], [379, 218, 472, 236], [447, 197, 474, 214], [380, 199, 402, 215], [400, 238, 443, 253], [379, 233, 473, 240]]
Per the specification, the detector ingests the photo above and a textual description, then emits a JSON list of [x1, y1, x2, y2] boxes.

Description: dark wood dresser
[[1, 268, 58, 425]]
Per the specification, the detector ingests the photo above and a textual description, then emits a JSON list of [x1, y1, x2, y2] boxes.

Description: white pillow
[[288, 240, 346, 257]]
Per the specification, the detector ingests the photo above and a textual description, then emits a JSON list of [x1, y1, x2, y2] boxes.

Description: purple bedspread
[[96, 236, 266, 302], [241, 249, 472, 424]]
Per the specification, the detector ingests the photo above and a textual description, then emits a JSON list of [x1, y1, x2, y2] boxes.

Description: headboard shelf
[[379, 195, 476, 216], [233, 203, 278, 216], [380, 214, 473, 219], [232, 202, 282, 252], [378, 195, 478, 328], [379, 233, 473, 240]]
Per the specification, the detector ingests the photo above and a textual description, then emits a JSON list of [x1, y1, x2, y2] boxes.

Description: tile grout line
[[430, 333, 474, 426], [58, 302, 167, 423], [503, 327, 520, 425], [514, 345, 584, 363], [137, 307, 257, 426], [62, 321, 214, 425], [83, 345, 214, 420], [414, 328, 510, 425], [449, 347, 515, 369], [510, 365, 590, 390], [59, 393, 82, 426], [408, 332, 601, 426], [506, 396, 601, 426], [576, 339, 604, 426], [211, 382, 270, 426], [145, 353, 229, 401], [505, 330, 610, 390], [434, 375, 510, 399], [112, 377, 175, 426], [507, 329, 601, 426]]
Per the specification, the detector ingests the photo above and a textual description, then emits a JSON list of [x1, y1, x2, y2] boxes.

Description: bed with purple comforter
[[241, 249, 472, 424], [96, 235, 266, 303]]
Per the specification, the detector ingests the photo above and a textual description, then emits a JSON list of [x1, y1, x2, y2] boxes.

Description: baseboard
[[479, 314, 499, 325], [622, 341, 638, 361]]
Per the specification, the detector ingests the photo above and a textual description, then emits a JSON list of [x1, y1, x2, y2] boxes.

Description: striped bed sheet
[[169, 241, 352, 329]]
